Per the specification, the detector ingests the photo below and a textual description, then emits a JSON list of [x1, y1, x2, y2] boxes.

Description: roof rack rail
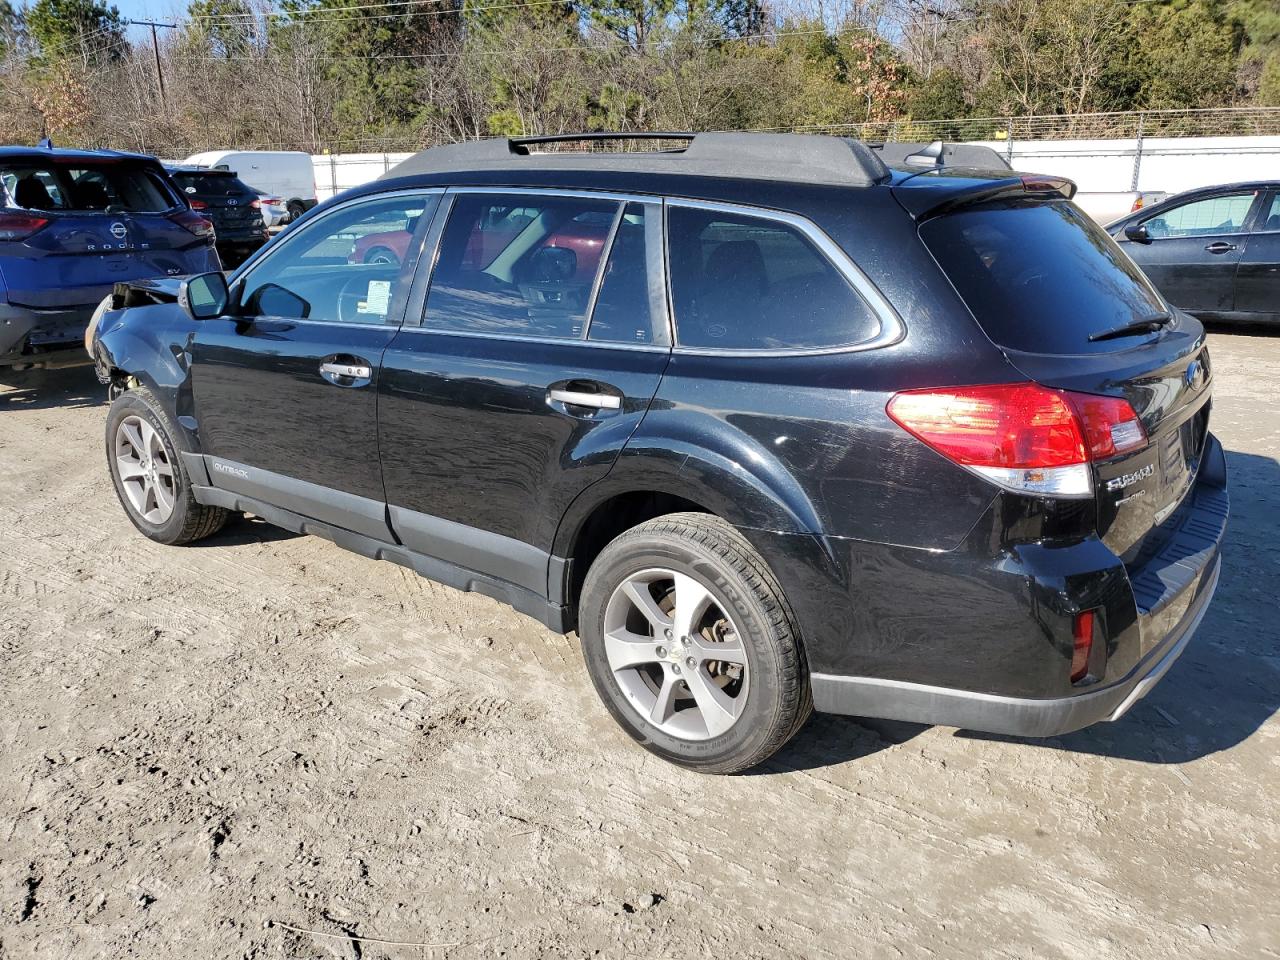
[[509, 132, 695, 153], [870, 140, 1012, 172], [383, 131, 890, 188]]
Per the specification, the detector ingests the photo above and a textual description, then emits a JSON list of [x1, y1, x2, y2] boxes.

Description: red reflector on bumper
[[1071, 610, 1096, 683]]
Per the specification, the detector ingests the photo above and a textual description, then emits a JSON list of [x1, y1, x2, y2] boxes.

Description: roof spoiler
[[893, 174, 1077, 220], [870, 140, 1012, 172]]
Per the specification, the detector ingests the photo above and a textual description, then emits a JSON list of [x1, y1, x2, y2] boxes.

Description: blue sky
[[109, 0, 188, 36]]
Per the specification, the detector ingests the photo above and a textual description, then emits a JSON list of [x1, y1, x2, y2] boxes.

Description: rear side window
[[921, 201, 1169, 354], [426, 193, 618, 340], [1, 161, 175, 212], [1143, 192, 1256, 238], [667, 206, 880, 351]]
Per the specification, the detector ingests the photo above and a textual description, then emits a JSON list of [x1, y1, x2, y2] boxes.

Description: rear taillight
[[1071, 610, 1096, 682], [886, 383, 1147, 498], [0, 211, 50, 241], [1066, 392, 1146, 459], [1130, 197, 1144, 212], [171, 209, 215, 239], [250, 198, 261, 209], [189, 199, 208, 210]]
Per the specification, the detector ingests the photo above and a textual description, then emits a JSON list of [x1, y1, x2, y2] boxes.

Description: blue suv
[[0, 144, 220, 368]]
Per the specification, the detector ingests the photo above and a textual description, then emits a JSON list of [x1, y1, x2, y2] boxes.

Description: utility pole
[[128, 19, 176, 112]]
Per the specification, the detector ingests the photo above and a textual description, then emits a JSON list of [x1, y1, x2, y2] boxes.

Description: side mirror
[[1124, 222, 1152, 244], [179, 272, 229, 319]]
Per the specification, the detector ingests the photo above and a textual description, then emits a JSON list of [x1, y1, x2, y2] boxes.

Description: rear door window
[[1142, 192, 1257, 239], [425, 193, 619, 340], [1253, 192, 1280, 233], [666, 205, 880, 351], [587, 202, 669, 347], [921, 200, 1169, 354]]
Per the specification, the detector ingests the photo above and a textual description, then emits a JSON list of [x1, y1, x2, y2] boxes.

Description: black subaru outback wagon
[[89, 133, 1227, 773]]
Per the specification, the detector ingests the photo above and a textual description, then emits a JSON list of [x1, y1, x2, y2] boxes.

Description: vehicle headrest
[[14, 176, 54, 209]]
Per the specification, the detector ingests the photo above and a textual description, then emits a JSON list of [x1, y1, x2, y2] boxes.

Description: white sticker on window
[[360, 279, 392, 315]]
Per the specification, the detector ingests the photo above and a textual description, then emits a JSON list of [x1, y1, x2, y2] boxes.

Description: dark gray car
[[1109, 181, 1280, 325]]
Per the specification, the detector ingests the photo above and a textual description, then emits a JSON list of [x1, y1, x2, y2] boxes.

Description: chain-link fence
[[770, 107, 1280, 144]]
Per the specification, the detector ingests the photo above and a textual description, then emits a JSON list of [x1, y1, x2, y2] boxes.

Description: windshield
[[1, 160, 178, 213], [921, 200, 1169, 354]]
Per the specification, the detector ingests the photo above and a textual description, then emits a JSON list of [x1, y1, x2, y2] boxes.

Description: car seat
[[14, 176, 55, 210], [693, 239, 767, 342], [73, 179, 111, 210]]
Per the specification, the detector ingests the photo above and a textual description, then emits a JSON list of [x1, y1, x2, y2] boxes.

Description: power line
[[169, 24, 837, 63], [184, 0, 562, 29], [127, 19, 177, 110]]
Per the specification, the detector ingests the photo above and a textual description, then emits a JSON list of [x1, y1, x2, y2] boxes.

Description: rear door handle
[[548, 387, 621, 410], [1204, 241, 1237, 254]]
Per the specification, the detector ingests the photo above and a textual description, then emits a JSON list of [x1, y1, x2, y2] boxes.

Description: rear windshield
[[1, 161, 177, 213], [921, 200, 1168, 354], [173, 173, 255, 198]]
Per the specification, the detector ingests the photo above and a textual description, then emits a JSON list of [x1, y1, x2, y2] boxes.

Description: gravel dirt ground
[[0, 330, 1277, 960]]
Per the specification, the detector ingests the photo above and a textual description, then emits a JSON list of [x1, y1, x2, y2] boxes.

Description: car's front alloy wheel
[[114, 414, 176, 525], [105, 387, 231, 545]]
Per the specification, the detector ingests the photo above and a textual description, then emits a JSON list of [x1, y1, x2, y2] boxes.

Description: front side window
[[237, 193, 434, 325], [667, 205, 880, 351], [1143, 192, 1257, 239], [425, 193, 618, 339]]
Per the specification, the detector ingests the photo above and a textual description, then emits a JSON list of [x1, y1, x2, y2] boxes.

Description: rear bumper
[[811, 554, 1220, 736], [792, 432, 1229, 737], [0, 301, 96, 366]]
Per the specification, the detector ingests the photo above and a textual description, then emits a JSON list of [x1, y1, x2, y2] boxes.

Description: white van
[[182, 150, 317, 222]]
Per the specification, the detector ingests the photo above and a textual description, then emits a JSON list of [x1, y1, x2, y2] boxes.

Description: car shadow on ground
[[749, 713, 921, 775], [0, 364, 103, 410], [191, 513, 300, 548]]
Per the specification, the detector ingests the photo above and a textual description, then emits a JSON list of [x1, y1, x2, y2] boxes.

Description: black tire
[[105, 387, 231, 545], [287, 200, 306, 223], [363, 246, 400, 266], [578, 512, 811, 774]]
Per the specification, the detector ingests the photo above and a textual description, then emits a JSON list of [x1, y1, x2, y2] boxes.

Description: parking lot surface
[[1, 330, 1277, 960]]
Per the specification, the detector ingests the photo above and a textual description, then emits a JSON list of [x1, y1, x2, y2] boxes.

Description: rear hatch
[[911, 186, 1214, 588], [0, 156, 211, 309], [170, 170, 263, 240]]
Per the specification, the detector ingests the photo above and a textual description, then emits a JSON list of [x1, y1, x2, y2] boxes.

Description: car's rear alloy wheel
[[603, 568, 749, 740], [114, 414, 176, 525], [579, 513, 811, 773]]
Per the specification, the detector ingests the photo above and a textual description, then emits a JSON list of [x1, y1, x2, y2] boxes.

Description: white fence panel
[[308, 135, 1280, 203], [312, 152, 414, 202]]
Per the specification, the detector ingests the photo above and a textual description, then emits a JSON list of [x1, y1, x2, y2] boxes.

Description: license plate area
[[1153, 408, 1207, 525]]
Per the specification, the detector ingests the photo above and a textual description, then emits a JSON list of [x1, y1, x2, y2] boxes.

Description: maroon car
[[350, 204, 610, 278]]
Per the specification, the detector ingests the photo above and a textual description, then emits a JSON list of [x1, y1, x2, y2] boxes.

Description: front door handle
[[548, 387, 621, 410], [320, 358, 373, 385], [1205, 241, 1237, 254]]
